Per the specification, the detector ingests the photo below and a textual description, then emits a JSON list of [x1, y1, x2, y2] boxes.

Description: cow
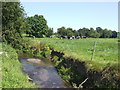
[[81, 36, 87, 39], [60, 36, 68, 39], [57, 36, 62, 39], [48, 36, 52, 38], [71, 36, 75, 39], [68, 36, 72, 39], [75, 36, 81, 39], [32, 36, 35, 39]]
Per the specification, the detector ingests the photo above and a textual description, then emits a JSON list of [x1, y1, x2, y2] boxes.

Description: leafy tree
[[96, 27, 103, 37], [110, 31, 117, 38], [66, 28, 74, 36], [103, 29, 112, 38], [57, 27, 74, 36], [96, 27, 112, 38], [73, 30, 78, 36], [78, 28, 83, 36], [88, 28, 100, 38], [2, 2, 27, 48], [78, 28, 89, 36], [91, 30, 100, 38], [83, 28, 89, 36], [25, 18, 33, 37], [57, 26, 67, 36], [27, 14, 48, 38], [46, 27, 53, 37], [96, 27, 103, 32], [98, 29, 112, 38]]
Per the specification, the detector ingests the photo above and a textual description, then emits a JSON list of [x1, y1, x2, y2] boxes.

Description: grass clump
[[1, 43, 35, 88], [0, 43, 2, 88]]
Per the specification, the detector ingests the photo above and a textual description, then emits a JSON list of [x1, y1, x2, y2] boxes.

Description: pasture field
[[32, 38, 118, 70]]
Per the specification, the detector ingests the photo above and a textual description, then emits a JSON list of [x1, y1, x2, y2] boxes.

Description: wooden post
[[91, 41, 96, 61]]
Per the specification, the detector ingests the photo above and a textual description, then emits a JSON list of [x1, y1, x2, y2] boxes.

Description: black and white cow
[[75, 36, 81, 39]]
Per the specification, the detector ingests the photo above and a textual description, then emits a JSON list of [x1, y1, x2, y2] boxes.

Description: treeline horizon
[[25, 14, 119, 38], [55, 26, 118, 38]]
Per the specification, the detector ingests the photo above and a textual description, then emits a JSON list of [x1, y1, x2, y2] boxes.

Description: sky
[[21, 2, 118, 32]]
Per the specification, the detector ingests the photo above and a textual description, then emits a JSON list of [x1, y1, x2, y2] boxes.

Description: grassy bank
[[1, 43, 35, 88], [31, 38, 118, 70], [25, 37, 119, 88], [20, 37, 119, 88], [0, 43, 2, 88], [50, 51, 119, 88]]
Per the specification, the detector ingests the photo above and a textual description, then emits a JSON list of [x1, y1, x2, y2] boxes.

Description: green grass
[[1, 43, 35, 88], [0, 43, 2, 88], [32, 38, 118, 70]]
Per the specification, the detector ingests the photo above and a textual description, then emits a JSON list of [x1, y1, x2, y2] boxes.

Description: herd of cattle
[[56, 36, 87, 39], [32, 35, 87, 39]]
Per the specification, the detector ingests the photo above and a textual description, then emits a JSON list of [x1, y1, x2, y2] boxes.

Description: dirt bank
[[50, 50, 120, 88]]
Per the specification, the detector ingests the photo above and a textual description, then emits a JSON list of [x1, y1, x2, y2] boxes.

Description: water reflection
[[19, 57, 66, 88]]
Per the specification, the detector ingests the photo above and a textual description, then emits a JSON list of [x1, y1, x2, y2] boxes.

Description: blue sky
[[21, 2, 118, 32]]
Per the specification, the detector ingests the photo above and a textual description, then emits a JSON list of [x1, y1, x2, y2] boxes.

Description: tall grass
[[0, 43, 2, 88], [34, 38, 118, 70], [1, 43, 35, 88]]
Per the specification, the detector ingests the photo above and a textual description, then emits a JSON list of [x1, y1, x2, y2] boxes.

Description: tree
[[78, 28, 83, 36], [96, 27, 112, 38], [77, 28, 89, 36], [73, 30, 78, 36], [27, 14, 48, 38], [57, 27, 74, 36], [2, 2, 27, 48], [91, 30, 100, 38], [110, 31, 117, 38], [96, 27, 103, 38], [88, 28, 100, 38], [57, 26, 67, 36], [46, 27, 53, 37], [102, 29, 112, 38], [97, 28, 112, 38], [66, 28, 74, 36]]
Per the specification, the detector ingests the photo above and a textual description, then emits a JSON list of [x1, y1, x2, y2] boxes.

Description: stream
[[18, 57, 67, 88]]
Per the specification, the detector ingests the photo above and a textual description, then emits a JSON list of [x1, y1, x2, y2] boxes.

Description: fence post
[[91, 41, 96, 61]]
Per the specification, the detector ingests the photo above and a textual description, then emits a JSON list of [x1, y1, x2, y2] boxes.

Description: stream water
[[18, 56, 67, 88]]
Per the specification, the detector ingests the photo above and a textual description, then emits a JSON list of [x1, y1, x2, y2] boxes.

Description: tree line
[[2, 2, 119, 49], [25, 14, 118, 38], [26, 15, 118, 38], [56, 26, 118, 38]]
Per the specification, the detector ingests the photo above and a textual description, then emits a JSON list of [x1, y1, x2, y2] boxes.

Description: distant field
[[32, 38, 118, 70]]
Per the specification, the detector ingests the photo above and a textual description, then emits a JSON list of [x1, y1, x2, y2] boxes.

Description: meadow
[[32, 38, 118, 70]]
